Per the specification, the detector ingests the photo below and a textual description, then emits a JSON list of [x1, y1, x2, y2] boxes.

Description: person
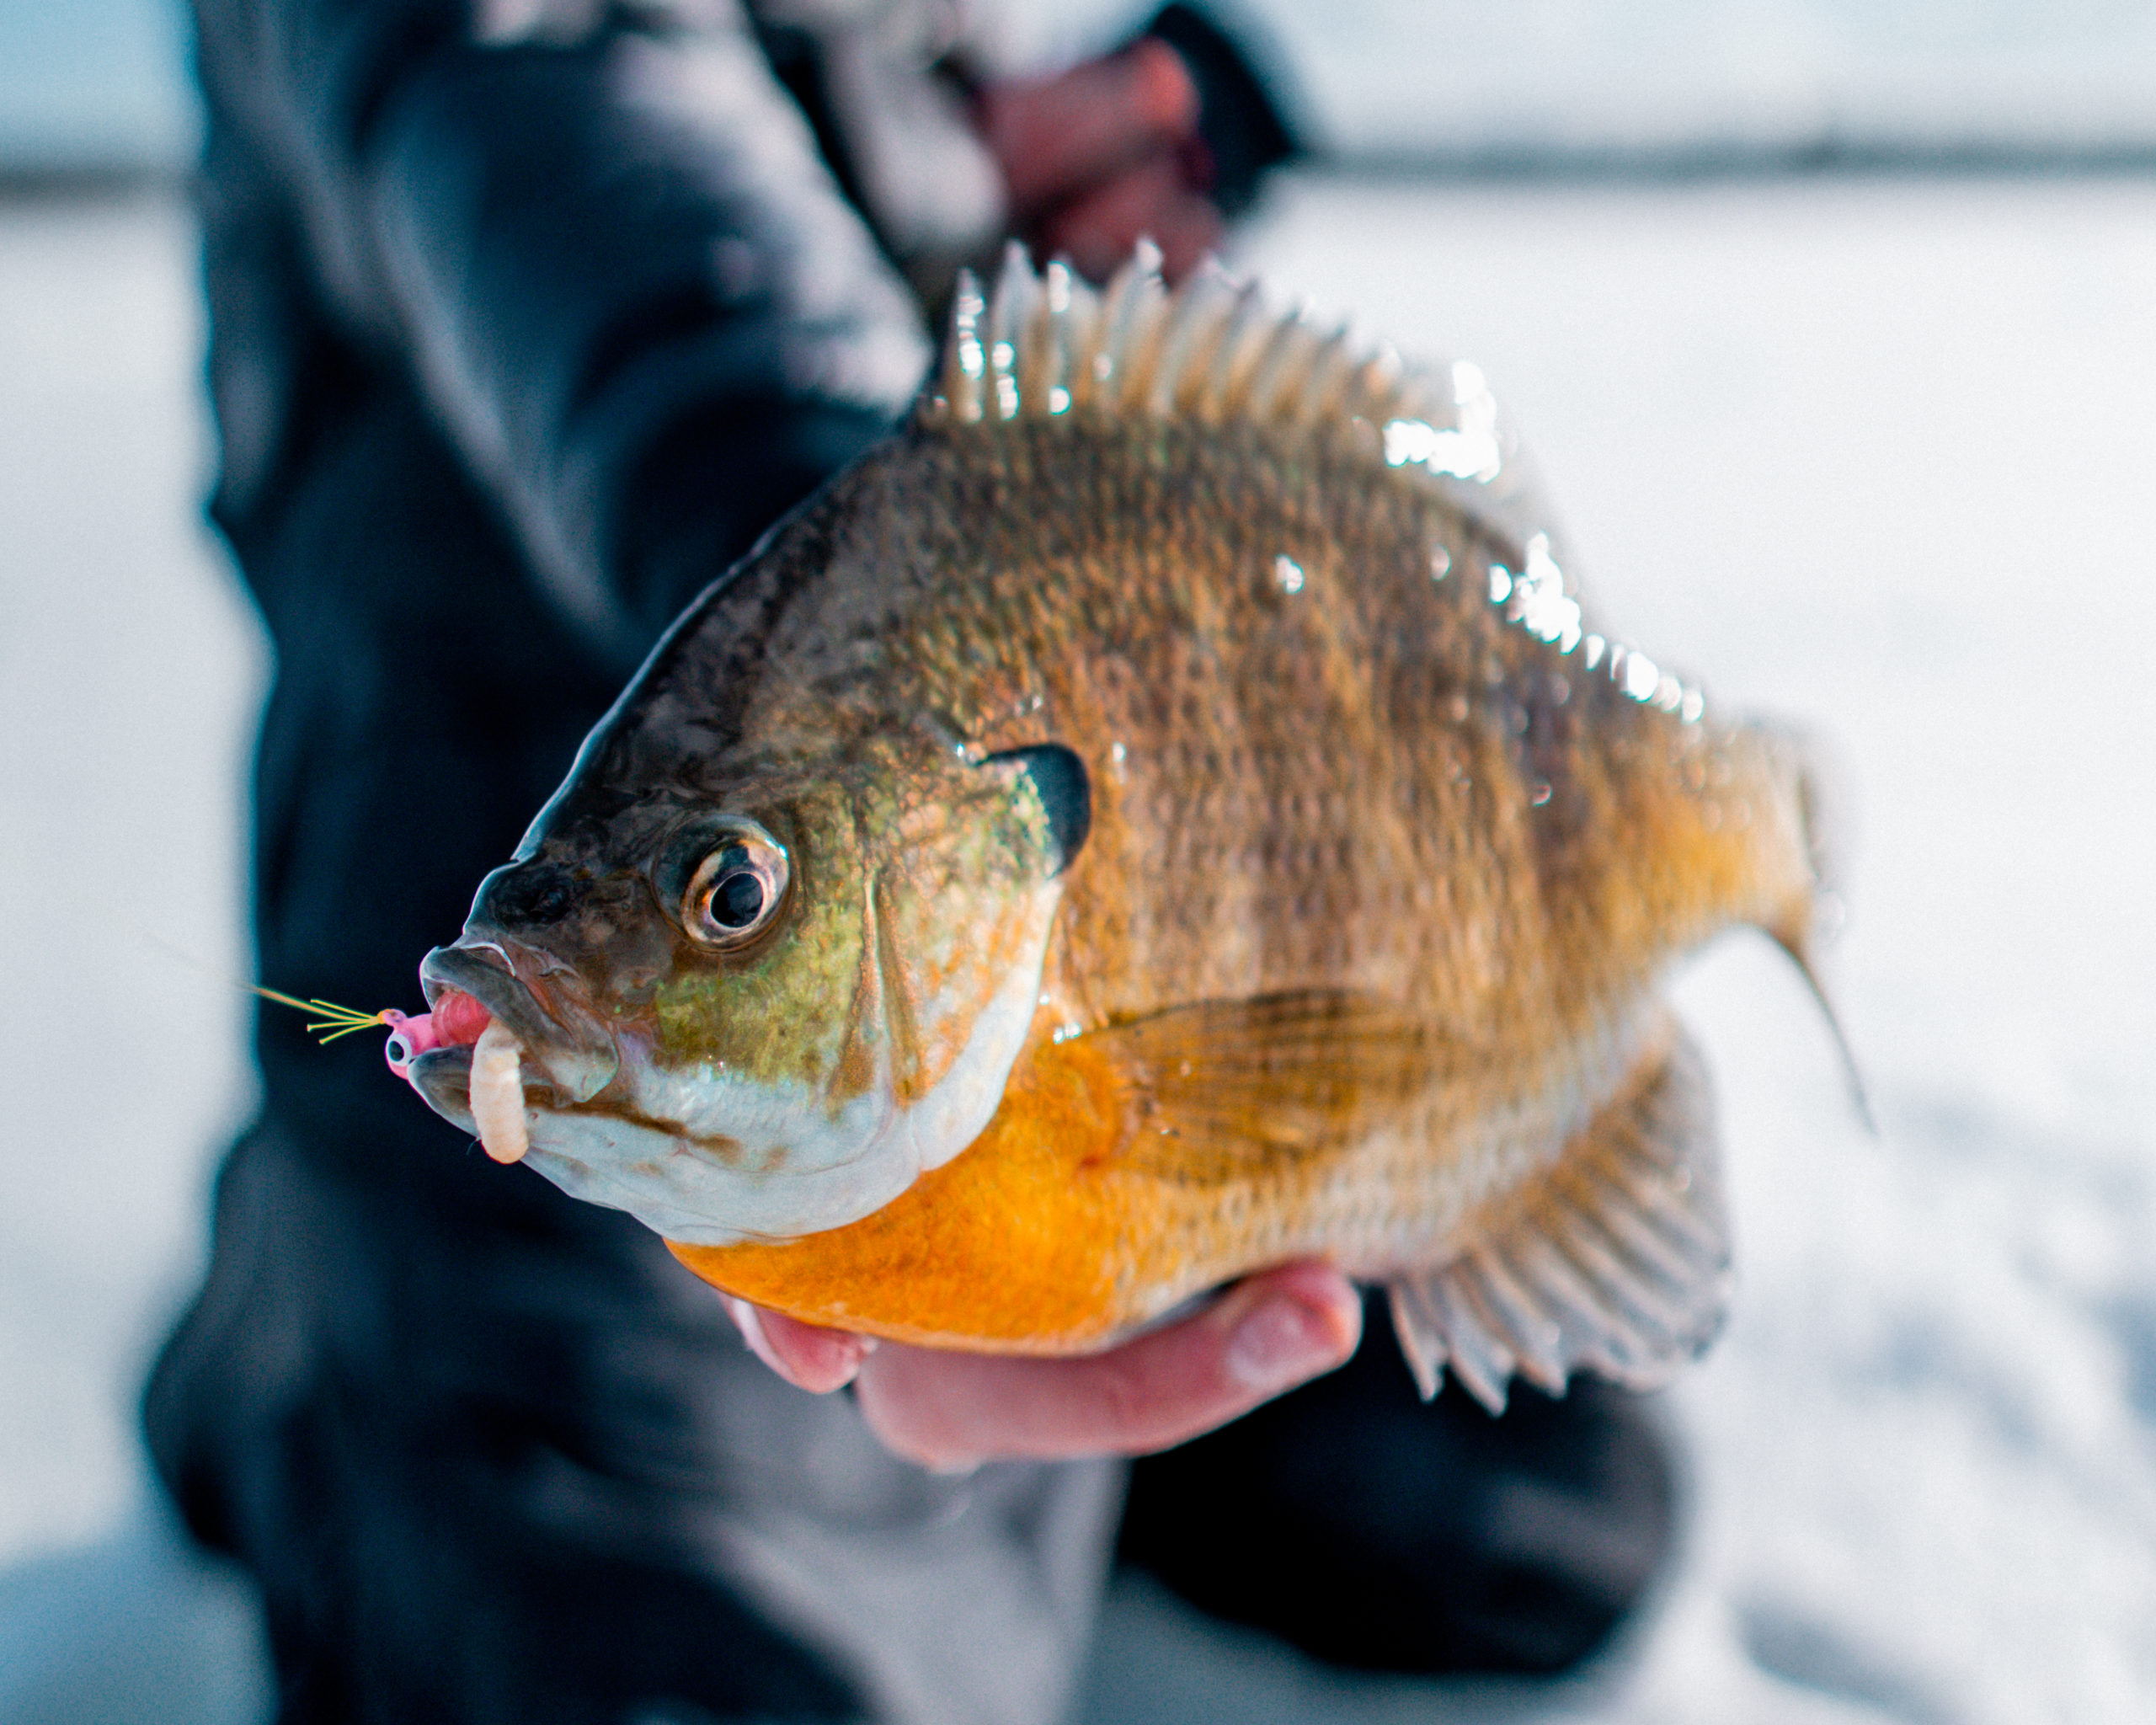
[[145, 3, 1677, 1719]]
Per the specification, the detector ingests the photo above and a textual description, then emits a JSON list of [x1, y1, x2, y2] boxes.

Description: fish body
[[407, 250, 1824, 1409]]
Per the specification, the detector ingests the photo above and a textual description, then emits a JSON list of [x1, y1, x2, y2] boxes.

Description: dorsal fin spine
[[936, 269, 988, 424], [1156, 264, 1236, 420], [993, 240, 1043, 409], [1045, 259, 1092, 416], [1241, 307, 1323, 426], [984, 244, 1027, 421], [1209, 278, 1277, 420], [1299, 327, 1365, 431], [1113, 242, 1174, 415], [1085, 246, 1146, 409], [1171, 269, 1232, 419], [1021, 254, 1060, 409]]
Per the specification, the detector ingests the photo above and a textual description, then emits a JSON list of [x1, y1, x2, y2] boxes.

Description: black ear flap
[[982, 745, 1091, 876]]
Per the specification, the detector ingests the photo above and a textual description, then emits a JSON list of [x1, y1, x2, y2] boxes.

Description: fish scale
[[400, 245, 1832, 1411]]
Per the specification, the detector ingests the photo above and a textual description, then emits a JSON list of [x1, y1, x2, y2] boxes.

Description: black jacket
[[194, 1, 936, 1153]]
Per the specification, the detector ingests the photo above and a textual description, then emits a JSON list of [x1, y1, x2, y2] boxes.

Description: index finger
[[852, 1262, 1363, 1471]]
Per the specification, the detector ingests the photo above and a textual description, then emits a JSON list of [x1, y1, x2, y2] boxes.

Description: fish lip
[[405, 1038, 574, 1144], [419, 942, 559, 1048], [408, 1041, 478, 1132], [417, 941, 620, 1106]]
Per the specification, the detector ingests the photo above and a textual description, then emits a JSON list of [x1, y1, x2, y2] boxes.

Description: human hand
[[976, 38, 1225, 286], [723, 1261, 1363, 1471]]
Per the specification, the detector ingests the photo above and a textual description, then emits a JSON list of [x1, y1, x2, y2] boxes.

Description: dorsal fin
[[915, 243, 1556, 552], [916, 244, 1724, 734]]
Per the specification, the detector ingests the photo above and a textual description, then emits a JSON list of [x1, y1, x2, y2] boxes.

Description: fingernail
[[1225, 1295, 1341, 1393]]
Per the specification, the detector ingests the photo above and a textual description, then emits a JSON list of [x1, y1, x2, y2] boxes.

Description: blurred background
[[3, 3, 2153, 1721]]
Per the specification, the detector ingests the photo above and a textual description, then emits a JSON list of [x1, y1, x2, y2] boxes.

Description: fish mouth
[[408, 942, 621, 1131]]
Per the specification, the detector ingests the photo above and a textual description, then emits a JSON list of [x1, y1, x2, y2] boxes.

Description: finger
[[1033, 152, 1225, 284], [851, 1261, 1362, 1472], [982, 39, 1201, 212], [725, 1297, 875, 1395]]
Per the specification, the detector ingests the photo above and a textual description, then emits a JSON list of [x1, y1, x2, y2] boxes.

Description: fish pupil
[[710, 871, 766, 929]]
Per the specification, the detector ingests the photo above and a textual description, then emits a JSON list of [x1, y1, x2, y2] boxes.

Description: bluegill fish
[[402, 248, 1829, 1411]]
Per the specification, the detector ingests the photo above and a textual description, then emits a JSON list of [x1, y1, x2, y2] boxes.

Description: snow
[[1234, 0, 2156, 163], [998, 2, 2156, 164], [3, 174, 2153, 1719], [19, 2, 2156, 174], [0, 194, 264, 1563]]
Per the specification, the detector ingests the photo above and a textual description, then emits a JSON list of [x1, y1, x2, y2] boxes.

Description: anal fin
[[1388, 1016, 1731, 1413]]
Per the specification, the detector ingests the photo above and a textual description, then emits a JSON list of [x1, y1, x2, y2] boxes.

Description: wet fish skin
[[407, 250, 1822, 1407]]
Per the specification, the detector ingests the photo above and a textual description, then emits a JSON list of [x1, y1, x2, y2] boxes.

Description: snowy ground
[[21, 1, 2156, 174], [2, 174, 2153, 1722], [1011, 0, 2156, 164]]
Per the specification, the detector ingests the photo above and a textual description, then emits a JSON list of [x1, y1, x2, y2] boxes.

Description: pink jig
[[382, 990, 492, 1080], [380, 1010, 438, 1079]]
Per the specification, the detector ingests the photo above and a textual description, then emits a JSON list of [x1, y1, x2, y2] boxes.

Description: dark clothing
[[1122, 1302, 1675, 1677], [147, 2, 1672, 1718], [192, 0, 923, 1045], [149, 1125, 871, 1722]]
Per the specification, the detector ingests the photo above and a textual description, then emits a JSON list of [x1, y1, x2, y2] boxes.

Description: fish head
[[406, 718, 1088, 1247]]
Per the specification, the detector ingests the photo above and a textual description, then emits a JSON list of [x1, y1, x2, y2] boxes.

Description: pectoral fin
[[1388, 1015, 1730, 1413], [1082, 991, 1467, 1184]]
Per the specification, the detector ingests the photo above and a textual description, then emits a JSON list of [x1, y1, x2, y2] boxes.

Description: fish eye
[[681, 825, 790, 948]]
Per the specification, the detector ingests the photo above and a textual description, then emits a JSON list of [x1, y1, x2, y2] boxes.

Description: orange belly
[[668, 1032, 1162, 1352]]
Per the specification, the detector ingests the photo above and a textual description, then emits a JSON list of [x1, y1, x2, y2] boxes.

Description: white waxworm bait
[[468, 1020, 529, 1164]]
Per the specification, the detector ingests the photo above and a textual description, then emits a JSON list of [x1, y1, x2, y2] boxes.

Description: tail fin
[[1770, 921, 1876, 1135], [1773, 728, 1876, 1134]]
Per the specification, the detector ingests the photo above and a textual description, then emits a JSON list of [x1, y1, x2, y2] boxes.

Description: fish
[[398, 245, 1834, 1412]]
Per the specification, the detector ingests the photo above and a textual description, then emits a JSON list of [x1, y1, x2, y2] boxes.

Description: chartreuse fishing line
[[2, 838, 408, 1054], [246, 985, 396, 1044]]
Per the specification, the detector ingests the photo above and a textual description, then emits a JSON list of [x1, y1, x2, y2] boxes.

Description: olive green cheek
[[650, 883, 869, 1089]]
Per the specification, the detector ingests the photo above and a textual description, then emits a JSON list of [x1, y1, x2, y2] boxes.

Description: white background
[[15, 1, 2156, 167]]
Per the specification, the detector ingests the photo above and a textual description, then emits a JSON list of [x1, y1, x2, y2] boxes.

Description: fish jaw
[[494, 890, 1059, 1246], [404, 941, 622, 1155]]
